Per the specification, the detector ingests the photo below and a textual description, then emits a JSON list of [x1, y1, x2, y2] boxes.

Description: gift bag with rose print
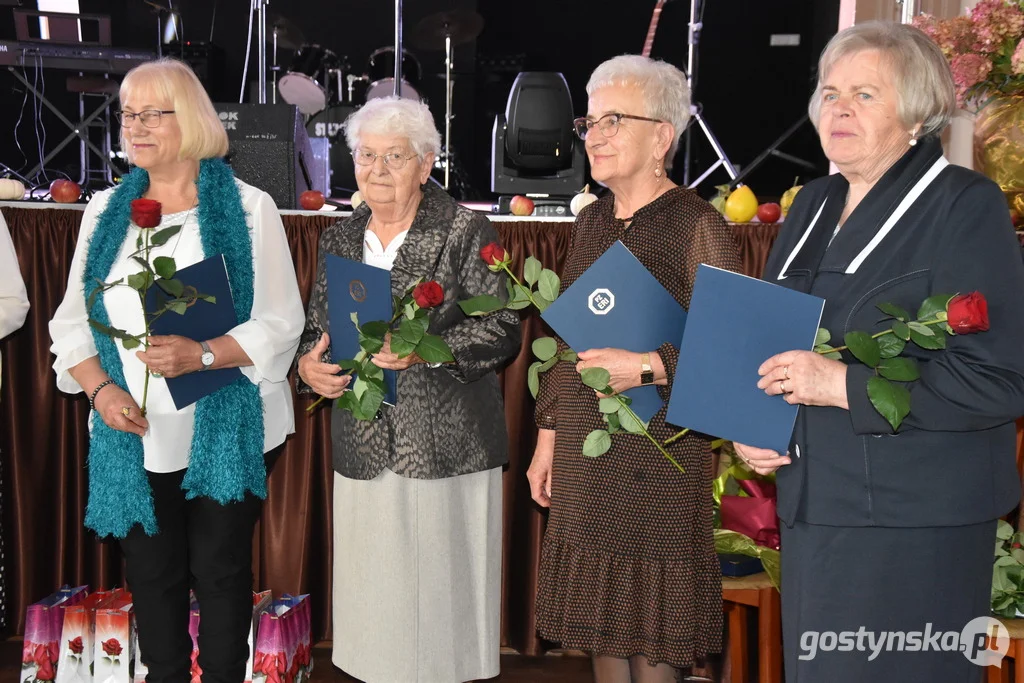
[[253, 594, 312, 683], [22, 585, 89, 683], [56, 589, 124, 683], [92, 593, 135, 683]]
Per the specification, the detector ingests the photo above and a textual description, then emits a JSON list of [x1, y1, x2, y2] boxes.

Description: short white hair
[[809, 21, 956, 137], [586, 55, 691, 165], [342, 97, 441, 158]]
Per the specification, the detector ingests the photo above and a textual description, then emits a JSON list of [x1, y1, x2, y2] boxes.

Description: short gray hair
[[586, 55, 691, 165], [809, 21, 956, 137], [343, 96, 441, 158]]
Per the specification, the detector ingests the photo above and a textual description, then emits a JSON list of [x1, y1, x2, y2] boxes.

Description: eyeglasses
[[115, 110, 176, 128], [351, 149, 417, 170], [573, 113, 664, 140]]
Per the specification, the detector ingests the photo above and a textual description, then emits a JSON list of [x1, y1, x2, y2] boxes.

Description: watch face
[[640, 371, 655, 385], [201, 352, 215, 366]]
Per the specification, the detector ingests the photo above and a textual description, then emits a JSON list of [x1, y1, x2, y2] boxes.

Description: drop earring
[[654, 163, 662, 178], [908, 129, 919, 146]]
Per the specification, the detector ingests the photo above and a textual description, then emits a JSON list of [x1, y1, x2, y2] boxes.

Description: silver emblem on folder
[[588, 288, 615, 315]]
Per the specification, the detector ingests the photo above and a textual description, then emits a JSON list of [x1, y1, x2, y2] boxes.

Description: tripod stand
[[679, 0, 738, 189]]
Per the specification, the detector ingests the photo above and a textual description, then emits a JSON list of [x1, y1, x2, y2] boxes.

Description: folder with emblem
[[147, 255, 244, 411], [666, 264, 825, 454], [326, 254, 397, 406], [539, 241, 687, 422]]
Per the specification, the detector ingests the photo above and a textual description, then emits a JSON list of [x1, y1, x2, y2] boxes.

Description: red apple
[[509, 195, 535, 216], [299, 190, 325, 211], [50, 179, 81, 204], [756, 202, 782, 223]]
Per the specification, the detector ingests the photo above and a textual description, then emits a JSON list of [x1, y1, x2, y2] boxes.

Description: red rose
[[296, 643, 311, 667], [288, 655, 299, 681], [253, 651, 266, 674], [130, 198, 162, 229], [33, 644, 56, 681], [22, 643, 36, 665], [412, 281, 444, 309], [68, 636, 84, 655], [947, 292, 989, 334], [101, 638, 123, 657], [479, 242, 509, 268]]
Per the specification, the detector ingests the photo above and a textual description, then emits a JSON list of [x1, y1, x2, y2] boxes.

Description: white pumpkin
[[350, 190, 364, 209], [570, 184, 598, 216], [0, 178, 26, 201]]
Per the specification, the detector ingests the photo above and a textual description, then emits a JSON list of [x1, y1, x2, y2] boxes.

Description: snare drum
[[366, 47, 423, 101], [279, 44, 341, 115]]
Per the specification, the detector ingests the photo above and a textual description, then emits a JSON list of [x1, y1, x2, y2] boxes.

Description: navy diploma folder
[[325, 254, 397, 406], [539, 241, 687, 422], [147, 255, 243, 411], [665, 264, 825, 454]]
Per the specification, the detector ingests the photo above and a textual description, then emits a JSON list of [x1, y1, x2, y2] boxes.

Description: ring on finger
[[121, 406, 132, 417], [779, 380, 787, 394], [151, 371, 163, 378], [784, 365, 790, 379]]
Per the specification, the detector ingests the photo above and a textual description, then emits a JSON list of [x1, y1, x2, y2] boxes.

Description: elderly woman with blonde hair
[[48, 58, 303, 682], [526, 55, 741, 682], [296, 96, 520, 682], [738, 21, 1024, 682]]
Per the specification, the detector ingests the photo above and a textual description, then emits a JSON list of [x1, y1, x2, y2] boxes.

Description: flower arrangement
[[914, 0, 1024, 108]]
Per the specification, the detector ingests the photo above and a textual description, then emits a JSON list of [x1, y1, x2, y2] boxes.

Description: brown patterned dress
[[534, 186, 741, 667]]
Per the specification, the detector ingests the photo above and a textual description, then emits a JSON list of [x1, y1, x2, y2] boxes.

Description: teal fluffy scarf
[[83, 157, 266, 538]]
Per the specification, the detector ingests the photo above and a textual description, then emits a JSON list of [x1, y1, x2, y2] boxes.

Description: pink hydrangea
[[951, 53, 994, 107], [1013, 39, 1024, 75], [914, 14, 978, 59], [970, 0, 1024, 53]]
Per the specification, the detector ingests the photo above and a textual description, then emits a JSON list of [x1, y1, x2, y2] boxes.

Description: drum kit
[[270, 9, 483, 197]]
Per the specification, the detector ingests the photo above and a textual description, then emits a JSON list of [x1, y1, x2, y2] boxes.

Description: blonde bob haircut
[[809, 21, 956, 138], [119, 58, 229, 162]]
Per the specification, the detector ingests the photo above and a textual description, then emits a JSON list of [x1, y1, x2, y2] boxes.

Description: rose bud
[[946, 292, 989, 334], [479, 242, 510, 271], [130, 198, 162, 229], [412, 281, 445, 309]]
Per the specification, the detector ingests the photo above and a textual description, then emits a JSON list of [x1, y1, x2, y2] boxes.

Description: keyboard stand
[[8, 65, 127, 184]]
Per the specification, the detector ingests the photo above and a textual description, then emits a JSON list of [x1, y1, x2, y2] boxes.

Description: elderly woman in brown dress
[[526, 54, 741, 682]]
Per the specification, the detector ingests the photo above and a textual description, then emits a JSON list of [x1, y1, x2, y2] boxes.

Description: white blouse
[[0, 212, 30, 390], [363, 228, 409, 271], [49, 179, 305, 473]]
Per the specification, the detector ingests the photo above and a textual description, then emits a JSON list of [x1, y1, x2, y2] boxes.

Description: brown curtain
[[0, 207, 779, 652]]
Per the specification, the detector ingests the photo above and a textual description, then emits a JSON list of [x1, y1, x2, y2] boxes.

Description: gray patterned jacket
[[296, 183, 521, 479]]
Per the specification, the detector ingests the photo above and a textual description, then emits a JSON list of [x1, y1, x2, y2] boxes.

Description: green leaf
[[559, 349, 578, 363], [458, 294, 505, 316], [131, 256, 154, 273], [361, 321, 390, 339], [877, 334, 906, 359], [538, 356, 558, 372], [350, 311, 360, 328], [416, 333, 455, 364], [618, 407, 645, 434], [582, 430, 612, 457], [506, 297, 532, 311], [533, 293, 553, 312], [389, 333, 417, 358], [917, 293, 956, 321], [814, 328, 831, 346], [877, 357, 920, 382], [867, 376, 910, 431], [88, 319, 115, 336], [168, 301, 187, 315], [844, 331, 881, 368], [149, 225, 181, 247], [580, 367, 611, 391], [907, 321, 934, 337], [153, 256, 176, 279], [532, 337, 558, 362], [358, 332, 385, 355], [126, 272, 151, 292], [523, 256, 542, 286], [121, 337, 141, 350], [528, 362, 541, 398], [909, 326, 946, 350], [354, 380, 386, 421], [598, 397, 620, 414], [398, 316, 428, 346], [335, 359, 361, 373], [997, 520, 1015, 540], [877, 302, 911, 322], [156, 277, 184, 298], [360, 358, 384, 381], [606, 411, 621, 434], [404, 302, 416, 320], [892, 320, 911, 341], [538, 270, 560, 302]]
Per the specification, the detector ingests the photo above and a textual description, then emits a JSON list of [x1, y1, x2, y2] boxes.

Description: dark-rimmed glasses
[[351, 149, 417, 170], [573, 113, 664, 140], [115, 110, 176, 128]]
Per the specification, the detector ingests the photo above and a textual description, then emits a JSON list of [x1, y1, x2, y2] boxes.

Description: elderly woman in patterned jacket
[[296, 96, 520, 683]]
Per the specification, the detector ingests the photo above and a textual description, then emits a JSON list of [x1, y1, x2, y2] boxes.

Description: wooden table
[[723, 572, 782, 683], [987, 618, 1024, 682]]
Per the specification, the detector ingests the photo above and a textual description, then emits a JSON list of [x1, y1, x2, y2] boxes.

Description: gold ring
[[121, 406, 132, 417], [784, 365, 790, 379], [779, 380, 787, 394], [151, 371, 163, 379]]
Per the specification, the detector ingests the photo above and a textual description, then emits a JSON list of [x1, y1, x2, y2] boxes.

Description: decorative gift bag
[[22, 585, 89, 683], [56, 589, 124, 683], [713, 448, 781, 588], [93, 593, 135, 683], [253, 595, 313, 683]]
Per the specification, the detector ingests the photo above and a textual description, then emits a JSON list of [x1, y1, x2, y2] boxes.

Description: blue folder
[[539, 241, 687, 422], [665, 264, 825, 455], [147, 255, 243, 411], [325, 254, 397, 406]]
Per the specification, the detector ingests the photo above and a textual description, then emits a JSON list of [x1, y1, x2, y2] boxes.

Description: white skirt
[[332, 467, 502, 683]]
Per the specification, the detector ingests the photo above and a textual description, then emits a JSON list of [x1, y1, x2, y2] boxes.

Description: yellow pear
[[780, 178, 802, 216], [724, 185, 758, 223]]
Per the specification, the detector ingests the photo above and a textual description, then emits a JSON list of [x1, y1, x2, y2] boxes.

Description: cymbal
[[268, 13, 305, 51], [410, 10, 484, 51]]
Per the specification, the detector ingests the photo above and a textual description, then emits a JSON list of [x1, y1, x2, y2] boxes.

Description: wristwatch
[[199, 341, 215, 371], [640, 352, 654, 385]]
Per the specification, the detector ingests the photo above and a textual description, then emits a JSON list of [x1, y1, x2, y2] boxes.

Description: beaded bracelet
[[89, 379, 114, 411]]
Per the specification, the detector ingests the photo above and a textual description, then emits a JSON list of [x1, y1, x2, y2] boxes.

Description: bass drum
[[279, 44, 340, 115], [306, 105, 358, 195], [365, 78, 423, 102], [366, 47, 423, 102]]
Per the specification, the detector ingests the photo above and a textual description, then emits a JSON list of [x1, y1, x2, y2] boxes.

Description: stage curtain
[[0, 206, 779, 653]]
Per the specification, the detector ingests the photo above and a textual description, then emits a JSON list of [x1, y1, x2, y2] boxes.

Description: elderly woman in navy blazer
[[738, 21, 1024, 683]]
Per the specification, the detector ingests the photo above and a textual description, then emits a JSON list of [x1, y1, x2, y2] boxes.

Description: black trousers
[[120, 469, 262, 683]]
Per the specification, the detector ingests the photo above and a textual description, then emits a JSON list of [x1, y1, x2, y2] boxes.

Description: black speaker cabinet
[[211, 103, 328, 209]]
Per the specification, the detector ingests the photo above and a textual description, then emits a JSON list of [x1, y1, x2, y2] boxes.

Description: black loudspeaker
[[211, 103, 328, 209]]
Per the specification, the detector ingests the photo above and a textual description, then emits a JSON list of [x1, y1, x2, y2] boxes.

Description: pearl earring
[[655, 164, 662, 178], [908, 129, 918, 146]]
